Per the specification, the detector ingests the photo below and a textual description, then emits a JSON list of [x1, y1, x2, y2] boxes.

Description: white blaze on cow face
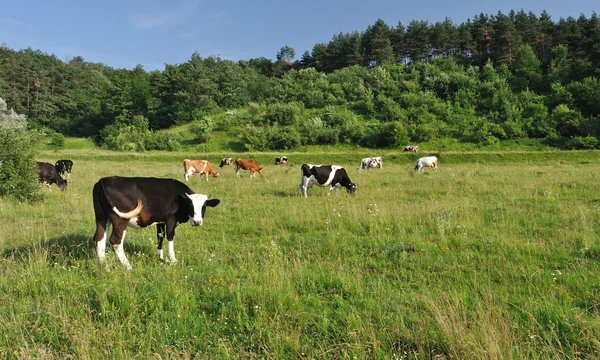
[[186, 193, 209, 226]]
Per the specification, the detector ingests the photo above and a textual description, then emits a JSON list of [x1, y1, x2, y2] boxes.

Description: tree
[[512, 44, 542, 91], [0, 98, 41, 202]]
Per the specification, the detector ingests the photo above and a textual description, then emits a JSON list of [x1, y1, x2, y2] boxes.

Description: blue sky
[[0, 0, 597, 71]]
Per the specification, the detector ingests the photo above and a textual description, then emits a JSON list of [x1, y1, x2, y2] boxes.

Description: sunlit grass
[[1, 150, 600, 358]]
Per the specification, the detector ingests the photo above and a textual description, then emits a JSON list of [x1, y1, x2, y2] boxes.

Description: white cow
[[414, 156, 438, 172], [358, 157, 383, 170]]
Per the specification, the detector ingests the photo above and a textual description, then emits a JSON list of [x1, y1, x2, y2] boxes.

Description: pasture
[[1, 149, 600, 359]]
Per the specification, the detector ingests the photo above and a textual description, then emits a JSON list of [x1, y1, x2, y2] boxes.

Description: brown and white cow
[[219, 158, 233, 168], [404, 145, 419, 153], [92, 176, 220, 269], [183, 159, 219, 181], [414, 156, 438, 172], [37, 162, 67, 190], [235, 159, 263, 178]]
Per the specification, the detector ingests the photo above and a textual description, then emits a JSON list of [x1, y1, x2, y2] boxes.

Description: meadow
[[1, 149, 600, 359]]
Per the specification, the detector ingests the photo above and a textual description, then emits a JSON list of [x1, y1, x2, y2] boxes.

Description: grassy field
[[1, 149, 600, 359]]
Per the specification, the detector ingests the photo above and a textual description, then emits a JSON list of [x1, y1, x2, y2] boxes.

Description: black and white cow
[[358, 157, 383, 170], [219, 158, 233, 168], [274, 156, 288, 166], [37, 162, 67, 190], [92, 176, 220, 269], [297, 164, 358, 197], [55, 159, 73, 178]]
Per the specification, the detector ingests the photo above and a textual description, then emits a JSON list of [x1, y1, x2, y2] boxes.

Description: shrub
[[144, 131, 182, 151], [190, 116, 214, 143], [100, 115, 151, 151], [49, 132, 65, 149], [565, 135, 598, 150], [0, 98, 42, 202], [265, 102, 304, 126]]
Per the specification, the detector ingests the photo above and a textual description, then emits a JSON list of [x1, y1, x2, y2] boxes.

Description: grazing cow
[[274, 156, 288, 166], [183, 159, 219, 182], [235, 159, 263, 178], [404, 145, 419, 153], [92, 176, 220, 269], [358, 157, 383, 170], [55, 159, 73, 178], [298, 164, 358, 197], [414, 156, 438, 172], [219, 158, 233, 168], [37, 162, 67, 190]]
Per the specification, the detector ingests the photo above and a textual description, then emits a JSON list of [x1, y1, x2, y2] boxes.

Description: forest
[[1, 9, 599, 151]]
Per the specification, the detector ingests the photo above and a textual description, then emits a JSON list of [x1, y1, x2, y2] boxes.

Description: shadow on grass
[[1, 233, 153, 263]]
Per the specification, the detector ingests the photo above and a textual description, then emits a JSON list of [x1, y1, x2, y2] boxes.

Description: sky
[[0, 0, 597, 71]]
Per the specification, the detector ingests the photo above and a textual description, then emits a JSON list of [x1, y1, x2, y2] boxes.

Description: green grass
[[1, 149, 600, 359]]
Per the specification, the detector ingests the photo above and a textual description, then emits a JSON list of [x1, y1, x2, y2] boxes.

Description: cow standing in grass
[[92, 176, 220, 269], [37, 162, 67, 190], [235, 159, 263, 178], [298, 164, 358, 197], [183, 159, 219, 181], [358, 157, 383, 170], [414, 156, 438, 172]]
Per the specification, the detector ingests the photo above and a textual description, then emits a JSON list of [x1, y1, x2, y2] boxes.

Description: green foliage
[[190, 116, 214, 143], [0, 99, 42, 202], [565, 135, 598, 149], [240, 125, 301, 151], [265, 102, 304, 126]]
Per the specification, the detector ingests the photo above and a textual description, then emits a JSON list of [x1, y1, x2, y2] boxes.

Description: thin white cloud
[[130, 0, 201, 29]]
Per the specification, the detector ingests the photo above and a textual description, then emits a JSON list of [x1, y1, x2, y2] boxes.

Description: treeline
[[0, 10, 599, 150]]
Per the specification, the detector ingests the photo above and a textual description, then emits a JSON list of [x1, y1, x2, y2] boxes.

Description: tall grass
[[1, 150, 599, 359]]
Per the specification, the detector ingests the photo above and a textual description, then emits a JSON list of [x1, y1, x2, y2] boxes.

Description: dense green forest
[[1, 9, 599, 151]]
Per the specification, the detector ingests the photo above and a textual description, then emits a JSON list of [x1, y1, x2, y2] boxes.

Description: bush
[[49, 131, 65, 149], [0, 98, 42, 202], [265, 102, 304, 126], [190, 116, 214, 143], [565, 135, 598, 150], [144, 131, 182, 151]]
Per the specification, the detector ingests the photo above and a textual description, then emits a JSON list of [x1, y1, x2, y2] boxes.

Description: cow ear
[[205, 199, 220, 207], [185, 193, 192, 199]]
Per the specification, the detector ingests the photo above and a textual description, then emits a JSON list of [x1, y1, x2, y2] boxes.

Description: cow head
[[58, 179, 68, 190], [185, 193, 220, 226], [346, 183, 358, 195], [257, 167, 263, 175]]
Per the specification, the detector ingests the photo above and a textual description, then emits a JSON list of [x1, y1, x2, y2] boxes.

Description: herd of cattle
[[36, 149, 437, 269]]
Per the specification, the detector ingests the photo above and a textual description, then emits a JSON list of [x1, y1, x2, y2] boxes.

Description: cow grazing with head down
[[183, 159, 219, 182], [37, 162, 67, 190], [93, 176, 220, 269], [219, 158, 233, 168], [55, 159, 73, 178], [274, 156, 288, 166], [415, 156, 438, 172], [404, 145, 419, 153], [235, 159, 263, 178], [298, 164, 358, 197], [358, 157, 383, 170]]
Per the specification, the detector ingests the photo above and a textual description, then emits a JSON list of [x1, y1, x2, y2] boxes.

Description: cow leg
[[205, 171, 209, 181], [166, 220, 177, 263], [156, 223, 166, 260], [235, 166, 241, 178], [94, 220, 110, 265], [109, 223, 132, 270]]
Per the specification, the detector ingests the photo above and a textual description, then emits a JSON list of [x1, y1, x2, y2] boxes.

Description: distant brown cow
[[404, 145, 419, 153], [235, 159, 263, 178], [183, 159, 219, 181]]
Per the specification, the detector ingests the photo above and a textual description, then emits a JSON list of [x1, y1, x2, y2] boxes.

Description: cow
[[298, 164, 358, 197], [235, 159, 263, 178], [358, 157, 383, 170], [414, 156, 438, 172], [404, 146, 419, 153], [183, 159, 219, 182], [92, 176, 220, 269], [274, 156, 288, 166], [219, 158, 233, 168], [37, 162, 67, 190], [55, 159, 73, 178]]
